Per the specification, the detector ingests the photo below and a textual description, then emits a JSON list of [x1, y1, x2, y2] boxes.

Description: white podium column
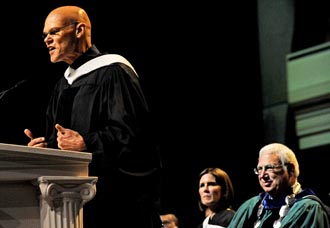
[[38, 176, 97, 228], [0, 143, 96, 228]]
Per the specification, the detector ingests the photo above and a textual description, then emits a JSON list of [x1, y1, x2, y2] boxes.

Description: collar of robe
[[254, 182, 316, 228], [64, 54, 138, 85]]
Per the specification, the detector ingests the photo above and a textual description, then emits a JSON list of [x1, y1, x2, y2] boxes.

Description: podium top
[[0, 143, 92, 181], [0, 143, 92, 162]]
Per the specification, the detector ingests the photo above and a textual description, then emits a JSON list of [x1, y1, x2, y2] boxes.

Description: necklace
[[253, 203, 264, 228], [273, 194, 296, 228], [254, 183, 301, 228]]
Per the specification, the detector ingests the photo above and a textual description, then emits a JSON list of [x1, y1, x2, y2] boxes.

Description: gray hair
[[259, 143, 300, 178]]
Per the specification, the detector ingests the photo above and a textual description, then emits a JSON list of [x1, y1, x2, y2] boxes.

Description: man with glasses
[[160, 213, 179, 228], [227, 143, 330, 228], [24, 5, 162, 228]]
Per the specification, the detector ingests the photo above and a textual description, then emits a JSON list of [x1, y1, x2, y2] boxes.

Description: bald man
[[24, 5, 162, 228]]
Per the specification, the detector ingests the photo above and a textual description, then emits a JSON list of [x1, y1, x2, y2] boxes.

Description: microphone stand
[[0, 80, 27, 100]]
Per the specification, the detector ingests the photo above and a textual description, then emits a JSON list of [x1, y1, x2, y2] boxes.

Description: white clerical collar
[[64, 54, 138, 85]]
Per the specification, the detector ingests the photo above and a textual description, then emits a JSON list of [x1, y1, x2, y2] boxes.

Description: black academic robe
[[44, 45, 162, 228], [196, 209, 236, 228]]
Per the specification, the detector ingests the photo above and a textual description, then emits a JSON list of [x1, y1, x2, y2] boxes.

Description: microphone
[[0, 79, 28, 100]]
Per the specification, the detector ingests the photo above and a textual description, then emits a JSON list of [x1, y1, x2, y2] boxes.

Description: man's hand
[[23, 129, 47, 148], [55, 124, 87, 151]]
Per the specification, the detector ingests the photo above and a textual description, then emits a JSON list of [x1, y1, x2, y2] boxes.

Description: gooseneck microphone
[[0, 80, 28, 100]]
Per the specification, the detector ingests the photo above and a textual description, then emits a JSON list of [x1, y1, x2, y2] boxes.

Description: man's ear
[[76, 23, 84, 37]]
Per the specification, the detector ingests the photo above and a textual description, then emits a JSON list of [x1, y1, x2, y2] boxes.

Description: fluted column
[[38, 176, 97, 228]]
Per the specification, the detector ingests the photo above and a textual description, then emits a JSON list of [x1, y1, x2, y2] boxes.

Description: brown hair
[[198, 167, 235, 212]]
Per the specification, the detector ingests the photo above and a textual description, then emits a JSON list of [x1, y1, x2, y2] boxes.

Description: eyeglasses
[[161, 221, 171, 227], [253, 164, 285, 175], [42, 22, 78, 39]]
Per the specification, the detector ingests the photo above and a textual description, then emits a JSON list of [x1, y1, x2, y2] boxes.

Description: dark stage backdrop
[[1, 1, 263, 228]]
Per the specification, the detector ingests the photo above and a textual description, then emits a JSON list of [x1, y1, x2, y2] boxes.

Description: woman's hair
[[198, 167, 235, 212]]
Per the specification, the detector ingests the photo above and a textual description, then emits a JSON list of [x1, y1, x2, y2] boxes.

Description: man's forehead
[[44, 15, 69, 30], [259, 152, 279, 162]]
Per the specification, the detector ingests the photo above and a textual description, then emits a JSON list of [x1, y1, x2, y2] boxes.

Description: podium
[[0, 143, 97, 228]]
